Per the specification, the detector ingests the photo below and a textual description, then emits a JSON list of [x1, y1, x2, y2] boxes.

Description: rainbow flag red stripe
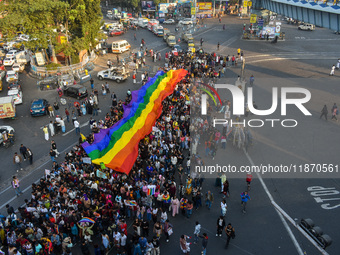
[[82, 69, 187, 175]]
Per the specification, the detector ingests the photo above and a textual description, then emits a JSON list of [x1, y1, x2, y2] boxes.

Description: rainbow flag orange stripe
[[82, 69, 187, 175]]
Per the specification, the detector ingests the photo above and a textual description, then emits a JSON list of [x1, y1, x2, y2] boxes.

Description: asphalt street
[[0, 13, 339, 255]]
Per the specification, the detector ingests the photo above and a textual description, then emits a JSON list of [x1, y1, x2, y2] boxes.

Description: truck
[[15, 50, 30, 64], [97, 67, 129, 83], [166, 35, 176, 47], [0, 96, 16, 119]]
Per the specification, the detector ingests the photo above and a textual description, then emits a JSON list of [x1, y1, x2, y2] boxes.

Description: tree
[[0, 0, 103, 64]]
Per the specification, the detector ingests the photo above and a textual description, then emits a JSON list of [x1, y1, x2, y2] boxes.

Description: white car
[[8, 88, 23, 105], [6, 50, 18, 58], [6, 70, 18, 82], [17, 34, 29, 42], [179, 18, 193, 25], [298, 23, 315, 31], [130, 19, 138, 26], [12, 63, 25, 73], [163, 19, 175, 24], [3, 41, 17, 51], [3, 57, 16, 66]]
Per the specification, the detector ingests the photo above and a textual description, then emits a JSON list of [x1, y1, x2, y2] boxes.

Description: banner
[[142, 1, 156, 11], [159, 3, 177, 14], [250, 14, 257, 23], [197, 2, 212, 10]]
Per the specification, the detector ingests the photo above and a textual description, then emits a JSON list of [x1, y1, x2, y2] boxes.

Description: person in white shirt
[[74, 120, 80, 135], [120, 233, 127, 248], [112, 230, 121, 247]]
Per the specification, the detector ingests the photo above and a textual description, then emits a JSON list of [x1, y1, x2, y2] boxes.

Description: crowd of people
[[1, 42, 247, 255]]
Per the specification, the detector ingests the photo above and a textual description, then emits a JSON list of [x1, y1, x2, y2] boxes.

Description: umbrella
[[79, 217, 95, 224]]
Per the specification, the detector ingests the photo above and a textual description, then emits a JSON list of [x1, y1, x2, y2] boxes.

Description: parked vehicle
[[12, 63, 25, 73], [6, 50, 18, 58], [7, 88, 23, 105], [6, 70, 18, 82], [148, 19, 159, 31], [3, 57, 15, 66], [163, 19, 175, 24], [179, 18, 193, 25], [97, 67, 129, 82], [298, 23, 315, 31], [111, 40, 131, 54], [153, 25, 164, 36], [181, 33, 193, 42], [138, 19, 148, 28], [30, 99, 49, 116], [62, 85, 88, 99], [0, 97, 16, 119], [110, 29, 124, 36]]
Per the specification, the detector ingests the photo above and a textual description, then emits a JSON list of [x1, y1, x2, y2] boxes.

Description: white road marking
[[243, 149, 305, 255], [62, 121, 89, 136]]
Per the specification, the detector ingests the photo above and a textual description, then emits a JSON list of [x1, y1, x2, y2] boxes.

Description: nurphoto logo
[[201, 84, 312, 128]]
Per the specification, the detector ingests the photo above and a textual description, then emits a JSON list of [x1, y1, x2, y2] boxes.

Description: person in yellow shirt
[[43, 126, 49, 141], [237, 48, 241, 56]]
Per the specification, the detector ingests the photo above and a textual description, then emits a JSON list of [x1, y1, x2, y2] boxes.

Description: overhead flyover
[[257, 0, 340, 32]]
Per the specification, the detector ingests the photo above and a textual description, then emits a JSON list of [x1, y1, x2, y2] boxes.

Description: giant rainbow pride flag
[[82, 69, 188, 175]]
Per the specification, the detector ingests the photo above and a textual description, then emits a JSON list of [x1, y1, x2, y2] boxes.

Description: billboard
[[142, 1, 156, 11], [158, 3, 177, 14], [197, 2, 212, 10]]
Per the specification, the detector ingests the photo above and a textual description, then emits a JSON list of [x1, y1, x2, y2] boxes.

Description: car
[[179, 18, 193, 25], [30, 99, 49, 116], [12, 63, 25, 73], [110, 29, 124, 36], [7, 81, 21, 90], [298, 23, 315, 31], [16, 34, 30, 42], [97, 68, 128, 82], [173, 44, 182, 52], [3, 57, 15, 66], [130, 19, 138, 26], [63, 85, 88, 99], [6, 70, 18, 82], [6, 50, 18, 58], [163, 19, 175, 24], [3, 41, 17, 51], [7, 88, 23, 105]]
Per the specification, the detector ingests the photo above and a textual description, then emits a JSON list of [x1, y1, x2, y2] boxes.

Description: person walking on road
[[74, 119, 80, 135], [331, 103, 338, 121], [200, 38, 204, 46], [51, 140, 60, 157], [330, 64, 335, 76], [193, 221, 201, 244], [43, 126, 49, 141], [19, 144, 27, 161], [240, 191, 251, 213], [216, 216, 225, 236], [250, 75, 255, 86], [205, 190, 214, 210], [179, 235, 191, 254], [49, 121, 55, 137], [225, 223, 236, 249], [26, 148, 33, 165], [49, 149, 57, 163], [199, 233, 208, 255], [164, 219, 173, 243], [320, 105, 328, 121], [12, 176, 23, 197], [13, 152, 23, 171], [217, 42, 220, 51]]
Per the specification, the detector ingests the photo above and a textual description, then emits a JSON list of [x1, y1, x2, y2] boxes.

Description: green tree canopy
[[0, 0, 103, 61]]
